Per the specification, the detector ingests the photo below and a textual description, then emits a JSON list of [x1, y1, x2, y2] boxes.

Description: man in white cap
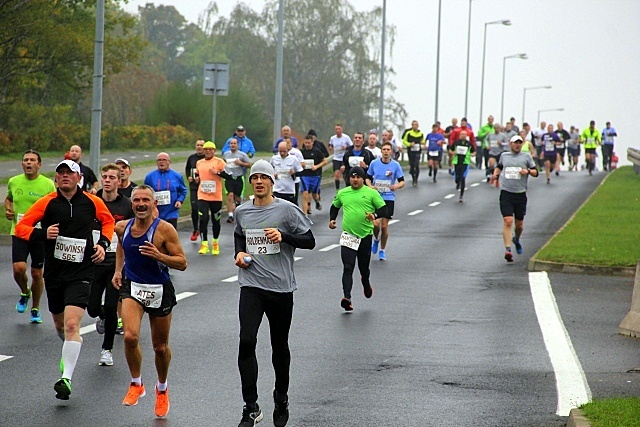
[[233, 159, 315, 427], [114, 158, 137, 199], [16, 159, 115, 400]]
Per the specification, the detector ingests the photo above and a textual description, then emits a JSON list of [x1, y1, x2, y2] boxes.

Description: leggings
[[189, 188, 199, 231], [454, 163, 469, 198], [340, 234, 373, 299], [238, 286, 293, 406], [408, 151, 421, 178], [198, 200, 222, 241], [87, 264, 119, 350]]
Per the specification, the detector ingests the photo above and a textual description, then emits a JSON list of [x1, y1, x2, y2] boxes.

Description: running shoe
[[512, 237, 523, 255], [227, 216, 235, 224], [155, 386, 170, 418], [96, 317, 105, 334], [122, 382, 146, 406], [546, 178, 550, 184], [273, 390, 289, 427], [198, 242, 210, 255], [315, 200, 322, 210], [340, 298, 353, 312], [433, 177, 437, 183], [99, 349, 113, 366], [459, 197, 463, 203], [428, 168, 432, 177], [16, 289, 31, 313], [30, 308, 42, 324], [116, 318, 124, 335], [239, 405, 263, 427], [371, 238, 379, 254], [190, 230, 199, 242], [504, 251, 514, 263], [555, 170, 559, 176], [54, 378, 71, 400], [212, 241, 220, 256], [378, 250, 386, 261], [363, 283, 373, 298]]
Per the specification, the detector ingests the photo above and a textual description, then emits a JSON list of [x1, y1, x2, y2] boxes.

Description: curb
[[567, 408, 591, 427]]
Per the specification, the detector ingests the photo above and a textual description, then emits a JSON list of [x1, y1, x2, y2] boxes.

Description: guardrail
[[628, 148, 640, 174]]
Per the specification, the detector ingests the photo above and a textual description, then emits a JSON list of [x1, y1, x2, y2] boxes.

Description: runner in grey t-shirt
[[491, 135, 538, 263], [233, 159, 315, 426]]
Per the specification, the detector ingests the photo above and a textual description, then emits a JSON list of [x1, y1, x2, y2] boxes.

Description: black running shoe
[[340, 298, 353, 312], [238, 405, 263, 427], [273, 390, 289, 427], [363, 284, 373, 299], [54, 378, 71, 400]]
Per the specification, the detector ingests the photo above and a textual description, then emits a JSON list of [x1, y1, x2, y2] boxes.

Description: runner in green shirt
[[329, 167, 386, 311], [580, 120, 602, 175], [5, 149, 56, 323]]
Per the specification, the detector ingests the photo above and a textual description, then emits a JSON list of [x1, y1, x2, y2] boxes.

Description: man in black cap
[[307, 129, 329, 158], [222, 125, 256, 158], [329, 166, 386, 312]]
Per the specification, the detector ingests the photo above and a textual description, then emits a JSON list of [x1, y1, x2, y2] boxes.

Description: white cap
[[249, 159, 275, 183], [55, 160, 81, 174], [510, 134, 524, 143]]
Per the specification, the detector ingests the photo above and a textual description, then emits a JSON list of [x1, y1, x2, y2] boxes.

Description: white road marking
[[471, 183, 480, 187], [222, 275, 238, 282], [408, 209, 424, 215], [143, 154, 150, 157], [176, 291, 197, 301], [428, 202, 440, 207], [80, 324, 96, 335], [529, 272, 591, 416], [0, 355, 13, 363], [444, 194, 455, 199], [294, 257, 303, 261], [388, 219, 399, 225], [319, 244, 340, 252]]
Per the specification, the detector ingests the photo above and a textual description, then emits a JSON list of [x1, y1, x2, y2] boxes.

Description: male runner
[[541, 124, 560, 184], [299, 134, 327, 215], [222, 138, 252, 223], [425, 123, 446, 182], [328, 124, 353, 190], [451, 130, 476, 202], [581, 121, 601, 175], [184, 140, 205, 240], [144, 152, 187, 229], [601, 121, 618, 171], [115, 158, 137, 199], [402, 120, 425, 187]]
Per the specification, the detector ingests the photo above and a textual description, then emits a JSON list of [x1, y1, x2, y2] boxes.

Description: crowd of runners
[[4, 117, 617, 426]]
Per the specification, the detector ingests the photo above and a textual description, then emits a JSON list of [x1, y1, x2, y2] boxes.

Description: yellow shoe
[[198, 242, 209, 255], [212, 241, 220, 256]]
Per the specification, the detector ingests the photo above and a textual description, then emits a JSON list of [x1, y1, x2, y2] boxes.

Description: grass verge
[[580, 397, 640, 427], [535, 166, 640, 267]]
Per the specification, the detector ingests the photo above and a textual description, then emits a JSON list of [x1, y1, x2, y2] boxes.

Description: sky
[[122, 0, 639, 165]]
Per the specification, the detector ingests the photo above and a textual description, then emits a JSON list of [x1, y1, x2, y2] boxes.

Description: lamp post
[[537, 108, 564, 126], [463, 0, 473, 118], [500, 53, 527, 124], [378, 0, 387, 136], [522, 85, 551, 124], [478, 19, 511, 128], [434, 0, 442, 123], [272, 0, 284, 144]]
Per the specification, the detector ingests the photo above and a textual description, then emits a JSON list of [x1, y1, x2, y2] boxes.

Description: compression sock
[[61, 339, 82, 380], [131, 376, 142, 385], [157, 381, 168, 392]]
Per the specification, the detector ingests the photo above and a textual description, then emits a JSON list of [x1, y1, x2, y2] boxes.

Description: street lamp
[[478, 19, 511, 128], [463, 0, 473, 118], [378, 0, 386, 136], [537, 108, 564, 126], [522, 85, 552, 124], [500, 53, 528, 124]]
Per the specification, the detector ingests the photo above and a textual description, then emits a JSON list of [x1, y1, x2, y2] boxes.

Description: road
[[1, 167, 638, 427]]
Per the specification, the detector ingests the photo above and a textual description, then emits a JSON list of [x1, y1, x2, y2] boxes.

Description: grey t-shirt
[[234, 197, 313, 293], [487, 133, 508, 156], [223, 150, 251, 178], [497, 151, 536, 194]]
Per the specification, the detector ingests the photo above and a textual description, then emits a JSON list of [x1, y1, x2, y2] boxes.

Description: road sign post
[[203, 63, 230, 143]]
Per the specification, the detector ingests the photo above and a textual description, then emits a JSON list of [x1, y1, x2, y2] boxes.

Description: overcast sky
[[122, 0, 638, 165]]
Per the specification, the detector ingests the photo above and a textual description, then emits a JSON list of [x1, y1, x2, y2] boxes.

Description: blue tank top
[[122, 218, 170, 284]]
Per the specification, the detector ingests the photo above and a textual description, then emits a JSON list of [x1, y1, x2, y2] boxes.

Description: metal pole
[[211, 69, 218, 141], [500, 56, 507, 125], [273, 0, 284, 144], [434, 0, 442, 123], [89, 0, 105, 172], [537, 110, 541, 126], [478, 23, 488, 128], [378, 0, 386, 136], [463, 0, 472, 118], [522, 88, 527, 125]]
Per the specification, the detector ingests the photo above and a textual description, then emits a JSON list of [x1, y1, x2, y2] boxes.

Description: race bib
[[303, 159, 315, 169], [428, 150, 440, 157], [92, 230, 118, 253], [131, 282, 163, 308], [226, 159, 240, 169], [505, 167, 522, 180], [558, 142, 565, 149], [340, 231, 361, 251], [245, 229, 280, 255], [587, 138, 595, 144], [456, 145, 469, 155], [54, 236, 86, 263], [410, 144, 421, 152], [155, 190, 171, 206], [17, 213, 24, 223], [276, 168, 291, 180], [374, 179, 391, 193], [545, 142, 555, 151], [348, 156, 364, 167], [200, 180, 217, 193]]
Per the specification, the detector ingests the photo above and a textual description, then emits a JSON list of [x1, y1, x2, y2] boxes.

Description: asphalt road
[[1, 167, 638, 427]]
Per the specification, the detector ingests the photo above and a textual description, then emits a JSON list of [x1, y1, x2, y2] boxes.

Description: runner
[[329, 166, 386, 311], [367, 142, 404, 261], [451, 130, 476, 202], [342, 132, 374, 186], [532, 121, 547, 170], [444, 118, 459, 175], [425, 123, 446, 182], [328, 124, 353, 190], [485, 123, 508, 182], [401, 120, 426, 187], [299, 134, 327, 215], [115, 158, 137, 198], [195, 141, 231, 255], [490, 135, 538, 262], [67, 145, 99, 193], [555, 122, 571, 175], [365, 133, 382, 159], [233, 160, 315, 427], [5, 149, 55, 323], [144, 152, 188, 229], [271, 141, 303, 204], [476, 115, 495, 171], [568, 126, 581, 171], [184, 140, 205, 240], [541, 124, 560, 184], [222, 138, 252, 223], [601, 121, 618, 171], [112, 184, 187, 418], [581, 121, 601, 175], [15, 159, 115, 400], [88, 163, 134, 367]]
